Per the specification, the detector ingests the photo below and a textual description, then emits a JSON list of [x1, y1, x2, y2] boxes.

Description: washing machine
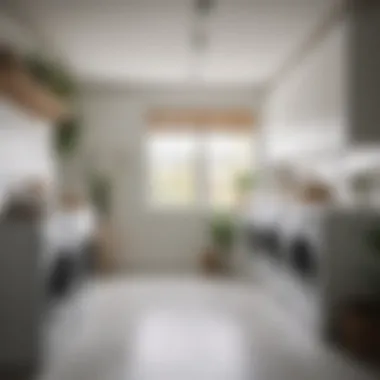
[[284, 204, 328, 282], [244, 195, 284, 258]]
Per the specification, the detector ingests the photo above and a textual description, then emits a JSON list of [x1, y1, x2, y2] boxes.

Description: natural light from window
[[206, 133, 252, 209], [148, 133, 197, 209], [147, 132, 253, 211]]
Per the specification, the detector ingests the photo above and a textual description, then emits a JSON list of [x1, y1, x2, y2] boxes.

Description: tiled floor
[[38, 276, 376, 380]]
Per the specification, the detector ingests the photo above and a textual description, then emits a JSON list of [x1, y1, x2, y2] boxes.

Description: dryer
[[244, 202, 380, 338]]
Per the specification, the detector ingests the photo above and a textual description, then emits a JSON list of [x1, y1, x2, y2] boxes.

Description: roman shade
[[147, 107, 254, 133]]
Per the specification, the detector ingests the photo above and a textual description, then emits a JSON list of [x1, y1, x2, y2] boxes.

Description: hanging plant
[[25, 55, 76, 98], [24, 54, 80, 156], [55, 117, 81, 156]]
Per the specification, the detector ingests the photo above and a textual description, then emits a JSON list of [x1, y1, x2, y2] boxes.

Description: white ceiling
[[8, 0, 336, 85]]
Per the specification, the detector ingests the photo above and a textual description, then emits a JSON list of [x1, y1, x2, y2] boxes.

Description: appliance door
[[288, 237, 319, 279]]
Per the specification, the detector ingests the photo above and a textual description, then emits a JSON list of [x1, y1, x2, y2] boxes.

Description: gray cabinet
[[349, 0, 380, 145], [0, 221, 44, 376]]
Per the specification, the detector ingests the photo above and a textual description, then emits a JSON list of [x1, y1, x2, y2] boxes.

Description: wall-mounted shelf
[[0, 48, 69, 123]]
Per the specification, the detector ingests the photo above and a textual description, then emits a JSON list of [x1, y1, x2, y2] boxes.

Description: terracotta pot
[[201, 247, 223, 274]]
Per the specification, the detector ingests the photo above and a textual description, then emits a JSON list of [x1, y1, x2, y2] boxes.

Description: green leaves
[[25, 55, 76, 98], [210, 213, 236, 252], [25, 54, 80, 156], [55, 118, 81, 156]]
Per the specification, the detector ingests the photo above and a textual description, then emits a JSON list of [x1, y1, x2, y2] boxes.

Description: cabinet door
[[0, 224, 42, 367], [349, 1, 380, 145]]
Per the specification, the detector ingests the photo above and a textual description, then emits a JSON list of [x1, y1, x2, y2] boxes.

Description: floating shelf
[[0, 48, 69, 122]]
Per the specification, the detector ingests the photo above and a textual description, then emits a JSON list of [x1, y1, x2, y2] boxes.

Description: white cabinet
[[0, 99, 55, 209], [263, 1, 380, 179], [263, 18, 347, 164]]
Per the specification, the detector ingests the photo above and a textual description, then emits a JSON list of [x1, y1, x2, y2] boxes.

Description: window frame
[[145, 130, 254, 213]]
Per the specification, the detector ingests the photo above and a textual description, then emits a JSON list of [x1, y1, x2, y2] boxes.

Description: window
[[206, 133, 252, 209], [147, 131, 253, 211], [147, 133, 197, 209]]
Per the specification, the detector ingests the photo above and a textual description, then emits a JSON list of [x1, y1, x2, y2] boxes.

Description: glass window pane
[[147, 133, 197, 209], [206, 133, 253, 210]]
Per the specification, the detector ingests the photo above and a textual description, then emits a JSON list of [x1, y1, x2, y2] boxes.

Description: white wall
[[263, 19, 348, 182], [79, 86, 259, 273]]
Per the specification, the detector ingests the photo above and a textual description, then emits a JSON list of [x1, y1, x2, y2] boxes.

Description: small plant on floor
[[201, 213, 236, 274], [210, 213, 236, 254]]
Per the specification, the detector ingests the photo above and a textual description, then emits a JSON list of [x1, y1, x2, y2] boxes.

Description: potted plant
[[202, 213, 236, 274], [210, 213, 236, 252]]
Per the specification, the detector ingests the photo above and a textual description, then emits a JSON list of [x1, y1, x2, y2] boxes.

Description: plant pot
[[201, 247, 224, 274]]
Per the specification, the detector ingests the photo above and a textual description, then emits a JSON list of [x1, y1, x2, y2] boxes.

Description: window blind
[[146, 108, 254, 133]]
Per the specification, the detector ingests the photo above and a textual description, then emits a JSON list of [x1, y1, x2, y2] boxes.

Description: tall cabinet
[[0, 49, 67, 377], [349, 0, 380, 145]]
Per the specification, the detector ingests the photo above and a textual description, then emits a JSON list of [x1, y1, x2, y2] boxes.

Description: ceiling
[[6, 0, 336, 86]]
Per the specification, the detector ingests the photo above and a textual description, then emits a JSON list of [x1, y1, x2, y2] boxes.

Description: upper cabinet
[[263, 18, 347, 163], [349, 0, 380, 145], [263, 0, 380, 162]]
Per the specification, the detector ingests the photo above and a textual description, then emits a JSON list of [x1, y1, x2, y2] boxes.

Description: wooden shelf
[[0, 48, 69, 122]]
